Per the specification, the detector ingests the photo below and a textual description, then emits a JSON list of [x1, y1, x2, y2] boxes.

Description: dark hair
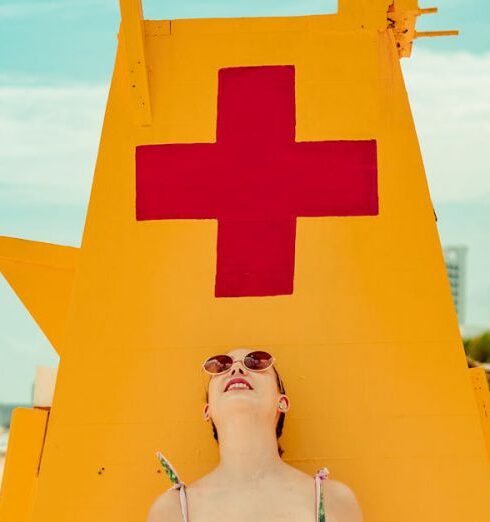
[[205, 365, 287, 456]]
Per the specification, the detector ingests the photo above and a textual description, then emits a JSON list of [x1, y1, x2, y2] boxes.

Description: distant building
[[443, 246, 467, 325], [0, 428, 8, 454]]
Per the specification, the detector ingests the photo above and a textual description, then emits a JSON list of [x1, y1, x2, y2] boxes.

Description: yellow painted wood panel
[[0, 408, 48, 522], [469, 367, 490, 464]]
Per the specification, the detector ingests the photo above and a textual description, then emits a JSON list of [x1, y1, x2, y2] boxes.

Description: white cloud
[[0, 81, 107, 205], [0, 49, 488, 210], [402, 49, 490, 203]]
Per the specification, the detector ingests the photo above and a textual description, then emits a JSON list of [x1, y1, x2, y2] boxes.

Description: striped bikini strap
[[314, 467, 330, 522], [156, 451, 189, 522]]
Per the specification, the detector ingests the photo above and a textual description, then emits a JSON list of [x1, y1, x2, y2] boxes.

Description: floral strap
[[156, 451, 189, 522], [315, 467, 330, 522], [156, 451, 180, 485]]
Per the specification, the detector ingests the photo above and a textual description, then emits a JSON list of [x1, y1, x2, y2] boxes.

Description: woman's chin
[[220, 391, 260, 409]]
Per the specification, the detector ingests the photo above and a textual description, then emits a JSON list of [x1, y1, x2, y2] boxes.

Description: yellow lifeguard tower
[[1, 1, 489, 521]]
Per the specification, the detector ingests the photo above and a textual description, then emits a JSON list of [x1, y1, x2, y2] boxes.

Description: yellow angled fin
[[0, 236, 79, 356]]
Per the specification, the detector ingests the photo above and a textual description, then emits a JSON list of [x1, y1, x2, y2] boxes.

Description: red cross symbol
[[136, 65, 378, 297]]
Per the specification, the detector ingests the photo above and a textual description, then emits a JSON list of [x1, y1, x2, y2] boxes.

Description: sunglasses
[[202, 350, 275, 375]]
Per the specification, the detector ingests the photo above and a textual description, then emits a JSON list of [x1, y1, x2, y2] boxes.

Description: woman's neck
[[214, 410, 284, 482]]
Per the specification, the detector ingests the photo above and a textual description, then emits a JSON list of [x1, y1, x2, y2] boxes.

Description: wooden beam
[[0, 408, 49, 521], [415, 30, 460, 38], [418, 7, 438, 15], [118, 0, 152, 126]]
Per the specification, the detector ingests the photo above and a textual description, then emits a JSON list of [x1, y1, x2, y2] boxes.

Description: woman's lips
[[224, 377, 253, 392]]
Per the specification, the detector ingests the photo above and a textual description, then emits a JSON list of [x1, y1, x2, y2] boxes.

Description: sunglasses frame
[[202, 350, 276, 376]]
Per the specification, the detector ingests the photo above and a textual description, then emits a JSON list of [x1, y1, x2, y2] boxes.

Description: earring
[[278, 401, 287, 412]]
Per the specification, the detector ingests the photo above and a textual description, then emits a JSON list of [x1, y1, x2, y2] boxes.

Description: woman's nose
[[230, 362, 248, 375]]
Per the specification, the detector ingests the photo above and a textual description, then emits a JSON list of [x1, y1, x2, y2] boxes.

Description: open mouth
[[224, 377, 253, 392]]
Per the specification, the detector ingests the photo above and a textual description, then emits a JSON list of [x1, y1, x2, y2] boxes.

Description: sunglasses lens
[[244, 351, 273, 371], [203, 355, 233, 374]]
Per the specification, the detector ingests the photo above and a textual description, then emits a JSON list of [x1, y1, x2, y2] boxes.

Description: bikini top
[[156, 452, 330, 522]]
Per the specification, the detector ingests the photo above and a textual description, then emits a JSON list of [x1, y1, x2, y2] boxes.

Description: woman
[[147, 348, 363, 522]]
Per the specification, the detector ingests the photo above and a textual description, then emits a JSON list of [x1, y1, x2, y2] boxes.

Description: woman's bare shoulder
[[324, 479, 364, 522], [145, 488, 182, 522]]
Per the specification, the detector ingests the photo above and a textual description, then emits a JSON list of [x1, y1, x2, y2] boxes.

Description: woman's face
[[206, 348, 285, 428]]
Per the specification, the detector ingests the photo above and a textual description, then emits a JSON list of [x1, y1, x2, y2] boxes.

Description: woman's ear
[[203, 403, 211, 422], [277, 395, 290, 413]]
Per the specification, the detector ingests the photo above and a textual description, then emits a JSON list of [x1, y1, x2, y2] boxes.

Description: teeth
[[227, 382, 251, 391]]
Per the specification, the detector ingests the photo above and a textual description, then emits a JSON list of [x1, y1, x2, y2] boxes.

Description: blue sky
[[1, 0, 489, 403]]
